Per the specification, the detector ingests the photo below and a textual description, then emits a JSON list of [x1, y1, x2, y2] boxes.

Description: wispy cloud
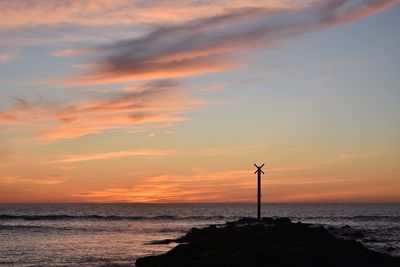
[[0, 1, 304, 31], [3, 0, 393, 50], [0, 176, 64, 185], [72, 171, 373, 203], [73, 169, 254, 203], [0, 1, 306, 47], [54, 0, 397, 86], [42, 149, 176, 164], [73, 156, 367, 202], [0, 80, 205, 140]]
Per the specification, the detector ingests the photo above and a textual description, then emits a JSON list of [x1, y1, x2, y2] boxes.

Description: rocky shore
[[136, 217, 400, 267]]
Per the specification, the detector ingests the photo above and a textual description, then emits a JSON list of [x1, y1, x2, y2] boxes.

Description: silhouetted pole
[[254, 163, 265, 222]]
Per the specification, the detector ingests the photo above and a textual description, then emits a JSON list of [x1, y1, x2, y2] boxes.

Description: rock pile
[[136, 217, 400, 267]]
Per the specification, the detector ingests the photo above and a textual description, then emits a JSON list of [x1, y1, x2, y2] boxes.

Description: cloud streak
[[73, 167, 365, 202], [0, 1, 307, 47], [56, 0, 398, 85], [0, 176, 64, 185], [42, 149, 176, 164], [73, 153, 369, 202], [0, 79, 205, 140], [0, 1, 305, 31]]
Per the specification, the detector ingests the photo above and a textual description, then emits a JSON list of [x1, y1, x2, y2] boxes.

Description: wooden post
[[254, 163, 265, 222]]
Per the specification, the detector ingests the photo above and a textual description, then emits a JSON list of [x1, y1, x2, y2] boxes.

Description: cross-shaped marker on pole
[[254, 163, 265, 222]]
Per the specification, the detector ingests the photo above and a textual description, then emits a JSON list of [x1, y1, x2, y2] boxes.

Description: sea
[[0, 203, 399, 266]]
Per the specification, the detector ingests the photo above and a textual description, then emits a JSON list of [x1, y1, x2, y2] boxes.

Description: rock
[[137, 217, 400, 267], [273, 217, 292, 225], [236, 217, 255, 224], [348, 231, 365, 238], [330, 225, 365, 239]]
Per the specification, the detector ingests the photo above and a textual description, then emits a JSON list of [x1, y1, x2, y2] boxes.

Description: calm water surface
[[0, 203, 399, 266]]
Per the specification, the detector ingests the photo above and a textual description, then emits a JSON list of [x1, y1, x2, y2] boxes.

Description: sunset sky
[[0, 0, 399, 203]]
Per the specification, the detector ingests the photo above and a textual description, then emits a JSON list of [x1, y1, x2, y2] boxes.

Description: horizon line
[[1, 201, 399, 205]]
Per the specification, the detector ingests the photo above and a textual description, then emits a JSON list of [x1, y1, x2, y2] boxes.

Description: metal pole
[[257, 169, 261, 222], [254, 163, 264, 222]]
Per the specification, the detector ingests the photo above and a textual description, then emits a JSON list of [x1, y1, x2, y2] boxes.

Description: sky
[[0, 0, 399, 203]]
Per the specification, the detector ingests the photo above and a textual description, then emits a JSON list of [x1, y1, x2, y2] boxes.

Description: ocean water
[[0, 203, 399, 266]]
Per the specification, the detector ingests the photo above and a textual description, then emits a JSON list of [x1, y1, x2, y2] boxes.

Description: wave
[[1, 214, 398, 222], [0, 224, 48, 230], [0, 214, 228, 221], [295, 215, 400, 223]]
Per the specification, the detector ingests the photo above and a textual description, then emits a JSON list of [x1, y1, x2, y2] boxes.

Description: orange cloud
[[0, 1, 314, 49], [42, 149, 176, 164], [0, 1, 308, 47], [0, 1, 304, 31], [73, 169, 254, 203], [0, 176, 64, 185], [73, 163, 367, 202], [79, 171, 394, 203], [70, 152, 384, 203], [62, 57, 237, 85], [0, 80, 205, 140]]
